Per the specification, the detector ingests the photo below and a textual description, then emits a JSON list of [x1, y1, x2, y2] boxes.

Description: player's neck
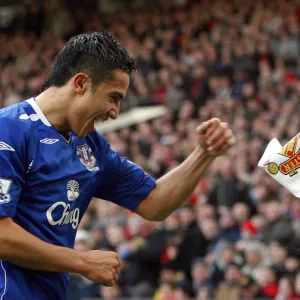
[[35, 88, 71, 134]]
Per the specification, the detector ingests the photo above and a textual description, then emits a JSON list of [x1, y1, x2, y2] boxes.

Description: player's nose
[[109, 102, 120, 120]]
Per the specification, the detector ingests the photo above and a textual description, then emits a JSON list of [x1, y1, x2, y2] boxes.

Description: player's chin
[[77, 122, 95, 138]]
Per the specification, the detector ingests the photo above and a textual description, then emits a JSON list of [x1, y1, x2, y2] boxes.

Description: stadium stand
[[0, 0, 300, 299]]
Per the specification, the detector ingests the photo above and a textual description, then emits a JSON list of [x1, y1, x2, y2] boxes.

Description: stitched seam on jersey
[[0, 260, 7, 300]]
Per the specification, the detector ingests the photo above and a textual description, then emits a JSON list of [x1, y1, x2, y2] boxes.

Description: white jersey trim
[[26, 98, 51, 127], [0, 260, 7, 300]]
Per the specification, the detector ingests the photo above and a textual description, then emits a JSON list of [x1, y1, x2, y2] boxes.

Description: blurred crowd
[[1, 0, 300, 299]]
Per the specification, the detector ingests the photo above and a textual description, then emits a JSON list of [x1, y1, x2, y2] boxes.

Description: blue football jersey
[[0, 98, 156, 300]]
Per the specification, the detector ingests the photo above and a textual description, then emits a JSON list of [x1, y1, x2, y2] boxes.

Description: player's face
[[70, 70, 129, 138]]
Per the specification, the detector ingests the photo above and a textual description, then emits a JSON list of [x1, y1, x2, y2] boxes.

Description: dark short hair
[[41, 32, 136, 91]]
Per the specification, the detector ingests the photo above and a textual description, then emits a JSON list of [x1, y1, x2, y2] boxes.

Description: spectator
[[208, 159, 256, 213], [119, 219, 165, 298], [284, 256, 300, 277], [215, 263, 243, 300], [175, 205, 207, 276], [260, 199, 294, 245], [256, 267, 279, 299], [242, 244, 269, 280], [275, 276, 298, 300], [153, 281, 175, 300], [199, 218, 221, 254], [295, 273, 300, 298], [269, 241, 288, 278], [218, 206, 240, 242], [232, 202, 251, 227], [173, 281, 195, 300], [191, 258, 213, 297]]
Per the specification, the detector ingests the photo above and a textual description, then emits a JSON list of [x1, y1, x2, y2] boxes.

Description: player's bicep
[[0, 149, 25, 217], [95, 149, 156, 211], [0, 122, 26, 217]]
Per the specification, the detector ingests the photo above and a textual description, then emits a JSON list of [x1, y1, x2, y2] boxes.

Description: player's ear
[[73, 73, 91, 96]]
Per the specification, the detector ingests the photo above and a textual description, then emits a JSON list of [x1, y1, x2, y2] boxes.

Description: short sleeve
[[94, 138, 156, 211], [0, 118, 26, 217]]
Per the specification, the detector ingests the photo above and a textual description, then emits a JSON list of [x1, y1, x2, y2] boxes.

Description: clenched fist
[[196, 118, 236, 156], [80, 250, 121, 287]]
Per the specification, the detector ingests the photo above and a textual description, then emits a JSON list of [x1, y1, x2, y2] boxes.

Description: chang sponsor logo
[[46, 202, 80, 229], [46, 180, 80, 229]]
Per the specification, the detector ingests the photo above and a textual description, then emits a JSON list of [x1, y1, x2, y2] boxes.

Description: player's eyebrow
[[110, 91, 124, 100]]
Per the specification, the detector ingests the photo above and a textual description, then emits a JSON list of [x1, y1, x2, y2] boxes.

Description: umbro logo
[[40, 138, 59, 144], [0, 142, 15, 152]]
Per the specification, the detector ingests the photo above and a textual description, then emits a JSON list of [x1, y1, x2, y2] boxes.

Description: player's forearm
[[141, 146, 215, 221], [0, 218, 86, 274]]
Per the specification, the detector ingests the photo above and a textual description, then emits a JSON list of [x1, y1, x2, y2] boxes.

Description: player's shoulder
[[0, 101, 37, 154], [0, 100, 35, 135]]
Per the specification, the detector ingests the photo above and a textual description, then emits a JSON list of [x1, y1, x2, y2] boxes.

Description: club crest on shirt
[[76, 144, 99, 171]]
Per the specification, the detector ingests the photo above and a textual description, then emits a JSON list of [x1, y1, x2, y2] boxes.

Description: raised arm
[[136, 118, 236, 221]]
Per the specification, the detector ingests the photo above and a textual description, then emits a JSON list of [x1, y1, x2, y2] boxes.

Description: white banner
[[258, 133, 300, 198]]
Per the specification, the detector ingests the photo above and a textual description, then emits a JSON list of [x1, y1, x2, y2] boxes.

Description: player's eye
[[109, 96, 119, 103]]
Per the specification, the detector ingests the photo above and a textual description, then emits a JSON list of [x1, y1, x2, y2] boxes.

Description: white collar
[[26, 98, 52, 127]]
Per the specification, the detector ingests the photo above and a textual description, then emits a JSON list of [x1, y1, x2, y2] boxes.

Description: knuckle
[[227, 131, 234, 139], [226, 129, 233, 136], [221, 122, 228, 129], [114, 261, 121, 268]]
